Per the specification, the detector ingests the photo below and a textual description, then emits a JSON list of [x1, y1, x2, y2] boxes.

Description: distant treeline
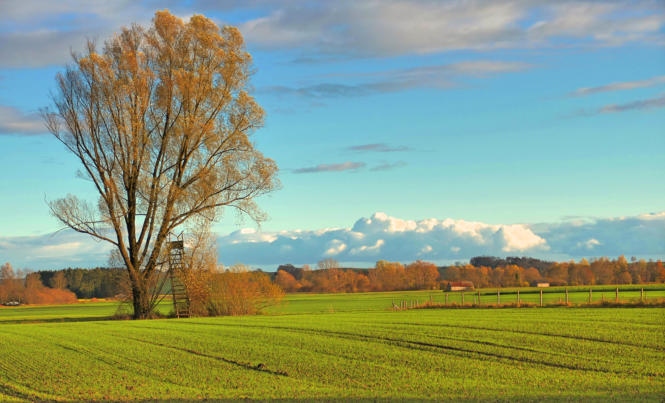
[[443, 256, 665, 288], [35, 267, 126, 299], [274, 256, 665, 293], [5, 255, 665, 302], [469, 256, 553, 272], [1, 262, 77, 304], [275, 260, 440, 293]]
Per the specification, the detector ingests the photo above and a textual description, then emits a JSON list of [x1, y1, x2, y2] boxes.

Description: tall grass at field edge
[[401, 298, 665, 310]]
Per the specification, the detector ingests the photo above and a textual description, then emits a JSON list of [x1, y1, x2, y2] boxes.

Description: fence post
[[615, 287, 619, 302], [565, 288, 569, 305], [540, 289, 543, 307], [478, 290, 481, 305], [497, 289, 500, 304], [430, 294, 433, 303], [462, 292, 465, 305], [445, 293, 448, 305], [589, 288, 592, 303], [641, 288, 644, 301]]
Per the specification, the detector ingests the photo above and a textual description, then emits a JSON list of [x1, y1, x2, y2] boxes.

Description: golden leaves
[[46, 9, 278, 318]]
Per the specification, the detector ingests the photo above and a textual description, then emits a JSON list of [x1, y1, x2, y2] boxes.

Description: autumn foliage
[[175, 228, 284, 317], [206, 265, 284, 316], [441, 256, 665, 288], [0, 263, 77, 305], [179, 264, 283, 316], [276, 260, 440, 293], [44, 10, 278, 319], [274, 256, 665, 294]]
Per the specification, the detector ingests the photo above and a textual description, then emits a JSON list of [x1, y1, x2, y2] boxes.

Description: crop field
[[0, 293, 664, 402], [2, 285, 664, 323]]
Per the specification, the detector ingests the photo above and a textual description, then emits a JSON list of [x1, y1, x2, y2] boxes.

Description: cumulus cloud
[[537, 212, 665, 257], [215, 212, 552, 265], [324, 239, 347, 256], [214, 212, 665, 266], [573, 75, 665, 96], [0, 106, 46, 135], [3, 212, 664, 269], [293, 161, 365, 173], [577, 238, 601, 250]]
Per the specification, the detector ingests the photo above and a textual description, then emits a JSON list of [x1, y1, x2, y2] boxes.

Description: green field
[[2, 286, 664, 323], [0, 291, 664, 401]]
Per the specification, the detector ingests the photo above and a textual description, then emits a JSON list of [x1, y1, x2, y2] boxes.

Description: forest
[[1, 256, 663, 304], [275, 256, 665, 293]]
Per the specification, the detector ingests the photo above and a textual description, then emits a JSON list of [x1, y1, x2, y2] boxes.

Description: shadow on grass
[[0, 315, 117, 325], [401, 298, 665, 311]]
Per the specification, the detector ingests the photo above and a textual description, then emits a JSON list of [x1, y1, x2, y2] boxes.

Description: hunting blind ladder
[[167, 234, 190, 318]]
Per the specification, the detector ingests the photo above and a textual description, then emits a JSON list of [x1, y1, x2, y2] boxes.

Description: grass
[[0, 290, 664, 401], [1, 286, 664, 322]]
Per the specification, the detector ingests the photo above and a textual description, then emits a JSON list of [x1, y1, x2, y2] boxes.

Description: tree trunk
[[131, 280, 152, 319]]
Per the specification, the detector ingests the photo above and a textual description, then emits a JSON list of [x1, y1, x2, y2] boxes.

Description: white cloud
[[573, 75, 665, 96], [0, 106, 46, 135], [350, 239, 385, 256], [263, 60, 534, 98], [0, 1, 153, 67], [293, 161, 365, 173], [599, 94, 665, 113], [2, 211, 664, 269], [324, 240, 347, 256], [496, 225, 548, 252], [420, 245, 434, 254], [0, 230, 112, 268], [1, 1, 663, 68], [577, 238, 601, 250], [240, 0, 665, 56], [215, 211, 664, 265]]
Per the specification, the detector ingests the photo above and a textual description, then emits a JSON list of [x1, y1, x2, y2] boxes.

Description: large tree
[[43, 10, 279, 319]]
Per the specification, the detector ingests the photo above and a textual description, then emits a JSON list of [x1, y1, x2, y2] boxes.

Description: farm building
[[535, 282, 550, 288], [446, 281, 474, 291]]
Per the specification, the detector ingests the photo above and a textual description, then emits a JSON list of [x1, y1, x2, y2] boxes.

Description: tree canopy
[[44, 10, 278, 318]]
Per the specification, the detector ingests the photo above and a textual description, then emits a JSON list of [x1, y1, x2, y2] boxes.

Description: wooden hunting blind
[[167, 235, 190, 318]]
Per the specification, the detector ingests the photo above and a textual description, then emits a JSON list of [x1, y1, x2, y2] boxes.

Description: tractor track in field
[[0, 381, 54, 402], [380, 320, 664, 351], [118, 322, 375, 366], [370, 323, 623, 365], [368, 322, 660, 369], [123, 335, 289, 377], [207, 322, 662, 377]]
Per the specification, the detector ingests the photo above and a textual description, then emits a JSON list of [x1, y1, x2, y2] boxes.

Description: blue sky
[[0, 0, 664, 269]]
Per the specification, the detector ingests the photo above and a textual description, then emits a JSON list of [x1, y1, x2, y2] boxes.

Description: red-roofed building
[[446, 281, 474, 291]]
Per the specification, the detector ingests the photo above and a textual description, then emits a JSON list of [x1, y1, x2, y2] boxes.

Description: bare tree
[[43, 10, 279, 319], [318, 258, 340, 271], [49, 271, 68, 289]]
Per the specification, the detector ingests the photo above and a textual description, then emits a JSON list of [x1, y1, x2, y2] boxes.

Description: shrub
[[205, 264, 284, 316]]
